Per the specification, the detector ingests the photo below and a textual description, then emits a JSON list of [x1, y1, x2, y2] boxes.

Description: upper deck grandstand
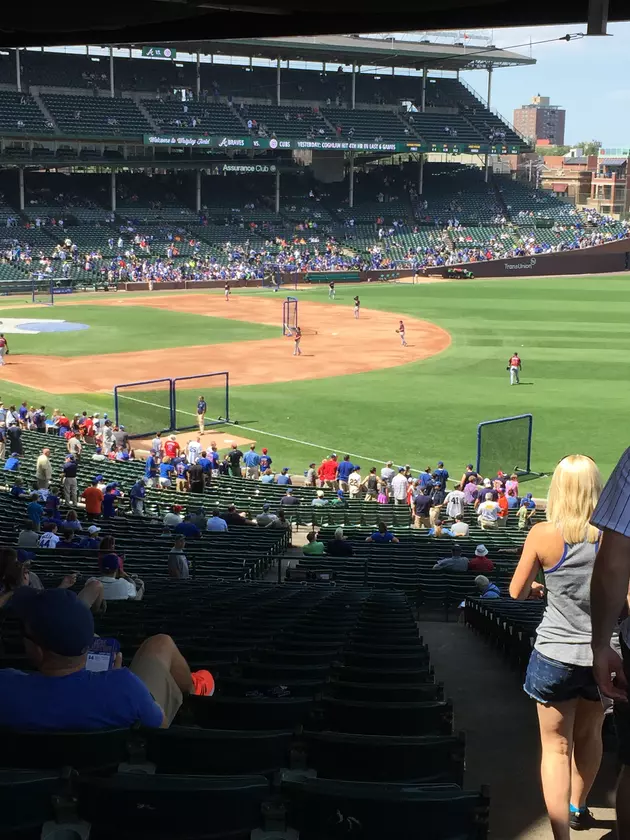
[[0, 35, 625, 290]]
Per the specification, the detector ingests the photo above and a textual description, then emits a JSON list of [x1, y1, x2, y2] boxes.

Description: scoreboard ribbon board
[[304, 271, 360, 284], [141, 46, 176, 59]]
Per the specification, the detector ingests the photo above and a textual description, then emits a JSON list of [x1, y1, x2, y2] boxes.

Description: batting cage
[[114, 372, 231, 438], [114, 378, 174, 438], [172, 372, 230, 433], [476, 414, 533, 477], [31, 275, 54, 306], [282, 296, 298, 336]]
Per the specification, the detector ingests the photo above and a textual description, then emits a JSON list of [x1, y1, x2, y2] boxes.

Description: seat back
[[0, 727, 132, 771], [145, 727, 293, 776], [301, 731, 465, 785], [77, 773, 268, 839], [186, 695, 313, 731], [0, 769, 61, 834], [321, 696, 453, 736], [282, 775, 489, 840]]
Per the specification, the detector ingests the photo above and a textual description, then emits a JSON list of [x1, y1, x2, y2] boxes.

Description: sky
[[458, 23, 630, 148]]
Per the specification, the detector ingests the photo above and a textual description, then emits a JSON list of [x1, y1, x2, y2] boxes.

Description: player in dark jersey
[[353, 296, 360, 319]]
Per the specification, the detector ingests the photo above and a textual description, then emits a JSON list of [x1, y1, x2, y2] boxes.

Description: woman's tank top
[[534, 538, 597, 667]]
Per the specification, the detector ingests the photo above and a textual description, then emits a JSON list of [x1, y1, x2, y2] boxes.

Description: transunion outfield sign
[[143, 134, 520, 155]]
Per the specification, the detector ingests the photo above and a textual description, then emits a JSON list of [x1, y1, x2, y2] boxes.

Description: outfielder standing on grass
[[353, 296, 360, 319], [197, 396, 207, 433], [0, 334, 9, 366], [328, 280, 335, 300], [507, 352, 522, 385], [293, 326, 302, 356], [396, 320, 407, 347]]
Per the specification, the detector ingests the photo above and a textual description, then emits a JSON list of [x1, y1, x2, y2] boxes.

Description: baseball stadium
[[0, 21, 629, 840]]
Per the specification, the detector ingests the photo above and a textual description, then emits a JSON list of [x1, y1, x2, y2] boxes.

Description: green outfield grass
[[2, 304, 275, 356], [0, 275, 628, 494]]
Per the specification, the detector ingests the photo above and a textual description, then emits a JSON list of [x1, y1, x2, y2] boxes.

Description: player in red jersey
[[507, 352, 521, 385], [396, 320, 407, 347]]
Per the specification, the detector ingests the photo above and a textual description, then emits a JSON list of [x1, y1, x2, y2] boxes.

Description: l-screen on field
[[1, 275, 629, 491]]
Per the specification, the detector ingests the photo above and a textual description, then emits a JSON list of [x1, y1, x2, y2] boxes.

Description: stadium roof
[[0, 0, 628, 50], [134, 35, 535, 71]]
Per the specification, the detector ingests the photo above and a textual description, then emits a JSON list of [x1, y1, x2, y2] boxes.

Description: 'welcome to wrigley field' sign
[[143, 135, 520, 155]]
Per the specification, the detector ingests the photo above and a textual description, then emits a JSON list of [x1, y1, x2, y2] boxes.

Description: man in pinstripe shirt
[[590, 447, 630, 835]]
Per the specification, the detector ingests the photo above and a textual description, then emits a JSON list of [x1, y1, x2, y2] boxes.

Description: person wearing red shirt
[[319, 454, 338, 490], [78, 412, 94, 439], [82, 480, 104, 519], [164, 435, 180, 459], [468, 545, 494, 573], [497, 489, 509, 527], [508, 352, 521, 385]]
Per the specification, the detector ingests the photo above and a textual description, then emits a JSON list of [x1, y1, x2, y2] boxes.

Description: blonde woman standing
[[509, 455, 604, 839]]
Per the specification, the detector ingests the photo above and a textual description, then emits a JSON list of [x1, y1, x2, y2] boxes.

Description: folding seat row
[[0, 766, 488, 840]]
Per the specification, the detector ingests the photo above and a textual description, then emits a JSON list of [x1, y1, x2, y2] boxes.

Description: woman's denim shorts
[[524, 648, 600, 704]]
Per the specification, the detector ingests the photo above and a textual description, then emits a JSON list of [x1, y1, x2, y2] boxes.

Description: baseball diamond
[[0, 275, 629, 495]]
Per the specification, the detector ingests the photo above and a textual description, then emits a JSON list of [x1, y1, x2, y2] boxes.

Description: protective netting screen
[[172, 372, 229, 432], [32, 278, 54, 305], [477, 414, 533, 477], [114, 378, 173, 437], [282, 297, 298, 336]]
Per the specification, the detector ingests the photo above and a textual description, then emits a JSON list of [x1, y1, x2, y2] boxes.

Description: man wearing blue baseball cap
[[330, 489, 347, 507], [518, 492, 537, 530], [276, 467, 292, 486], [0, 587, 214, 731]]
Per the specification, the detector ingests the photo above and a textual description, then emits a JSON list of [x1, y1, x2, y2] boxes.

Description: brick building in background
[[586, 149, 630, 218], [513, 95, 566, 146]]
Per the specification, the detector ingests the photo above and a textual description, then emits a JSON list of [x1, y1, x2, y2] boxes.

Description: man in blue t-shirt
[[174, 517, 201, 540], [336, 454, 355, 492], [130, 479, 146, 516], [175, 459, 189, 493], [208, 446, 220, 474], [102, 490, 118, 519], [276, 467, 292, 486], [4, 452, 20, 471], [197, 451, 212, 475], [196, 396, 207, 434], [26, 493, 44, 530], [0, 588, 214, 731], [432, 461, 449, 490], [159, 458, 175, 488], [366, 522, 400, 543], [242, 444, 261, 480], [259, 448, 272, 473], [79, 524, 102, 549], [144, 453, 158, 487]]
